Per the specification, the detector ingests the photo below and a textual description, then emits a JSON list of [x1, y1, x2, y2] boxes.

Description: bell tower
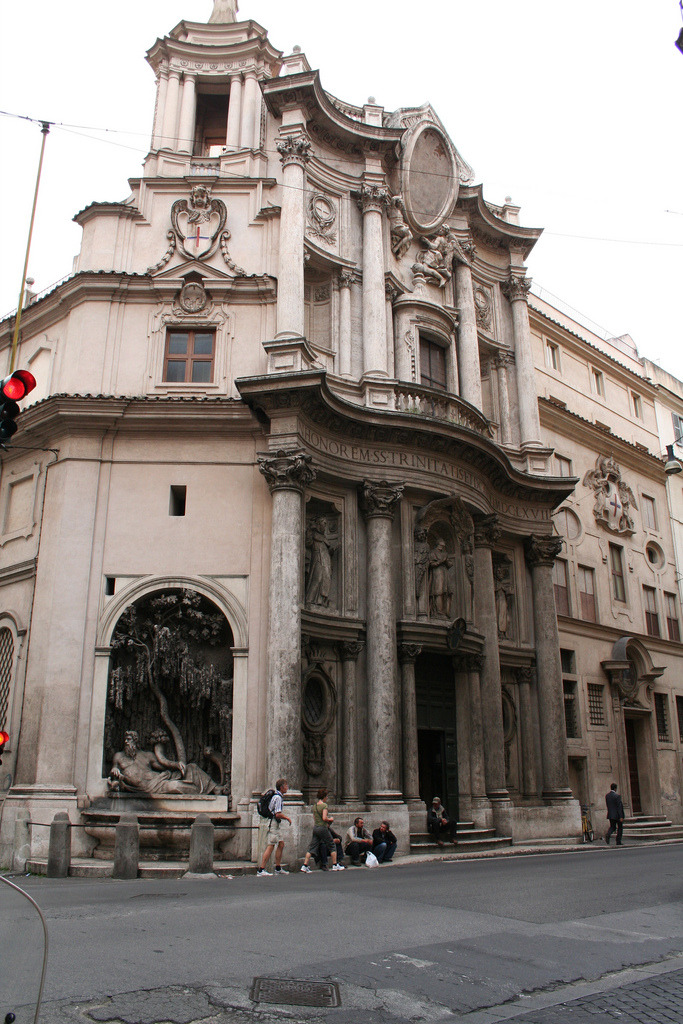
[[143, 4, 282, 180]]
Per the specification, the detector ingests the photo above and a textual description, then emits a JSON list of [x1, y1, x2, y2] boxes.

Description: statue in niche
[[494, 563, 513, 639], [209, 0, 239, 23], [109, 730, 225, 795], [305, 515, 338, 608], [388, 195, 412, 259], [428, 538, 454, 618], [414, 526, 431, 617]]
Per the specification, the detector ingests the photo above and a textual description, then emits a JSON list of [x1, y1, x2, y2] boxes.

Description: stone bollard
[[13, 808, 31, 873], [113, 813, 139, 879], [188, 814, 215, 874], [47, 812, 71, 878]]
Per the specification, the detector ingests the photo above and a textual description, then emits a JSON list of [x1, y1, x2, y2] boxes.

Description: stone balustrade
[[394, 383, 493, 438]]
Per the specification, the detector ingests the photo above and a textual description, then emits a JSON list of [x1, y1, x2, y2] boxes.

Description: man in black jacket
[[427, 797, 457, 846], [605, 783, 625, 845]]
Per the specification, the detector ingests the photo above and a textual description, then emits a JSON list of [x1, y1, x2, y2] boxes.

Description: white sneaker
[[256, 868, 272, 877], [332, 863, 345, 871], [275, 866, 289, 874], [300, 864, 312, 873]]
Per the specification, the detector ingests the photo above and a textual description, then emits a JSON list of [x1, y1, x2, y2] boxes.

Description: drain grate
[[250, 978, 341, 1007]]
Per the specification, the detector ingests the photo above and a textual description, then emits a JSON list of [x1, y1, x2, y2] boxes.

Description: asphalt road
[[2, 844, 683, 1024]]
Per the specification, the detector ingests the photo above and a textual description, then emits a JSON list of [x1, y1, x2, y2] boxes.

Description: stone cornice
[[236, 370, 575, 507], [458, 184, 542, 260], [262, 71, 403, 154], [146, 20, 283, 77]]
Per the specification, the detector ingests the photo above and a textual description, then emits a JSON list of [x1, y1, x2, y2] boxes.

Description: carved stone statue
[[388, 195, 412, 259], [428, 538, 454, 618], [209, 0, 239, 23], [304, 516, 338, 608], [109, 730, 223, 795], [414, 526, 430, 617], [414, 225, 472, 287], [494, 564, 512, 639]]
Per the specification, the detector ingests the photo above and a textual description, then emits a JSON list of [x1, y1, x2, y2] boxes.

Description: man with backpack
[[257, 778, 291, 876]]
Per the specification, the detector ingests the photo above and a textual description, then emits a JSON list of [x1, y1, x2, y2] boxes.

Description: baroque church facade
[[1, 0, 681, 866]]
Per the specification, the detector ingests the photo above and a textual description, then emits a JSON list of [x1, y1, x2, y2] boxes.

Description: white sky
[[2, 1, 682, 377]]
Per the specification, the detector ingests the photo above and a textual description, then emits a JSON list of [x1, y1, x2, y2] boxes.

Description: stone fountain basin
[[82, 796, 239, 861]]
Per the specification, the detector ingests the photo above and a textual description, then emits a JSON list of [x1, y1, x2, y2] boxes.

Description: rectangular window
[[578, 565, 597, 622], [169, 485, 187, 517], [554, 454, 573, 477], [665, 592, 680, 642], [563, 681, 579, 739], [419, 336, 447, 391], [164, 329, 215, 383], [591, 368, 605, 396], [654, 692, 670, 742], [677, 695, 683, 742], [643, 585, 660, 637], [194, 92, 229, 156], [609, 544, 626, 603], [560, 649, 575, 674], [545, 340, 560, 371], [641, 495, 657, 531], [587, 683, 606, 726], [672, 412, 683, 444], [553, 559, 570, 616], [631, 392, 642, 418]]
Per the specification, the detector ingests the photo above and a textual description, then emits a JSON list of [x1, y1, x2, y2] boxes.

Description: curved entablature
[[236, 369, 574, 512], [458, 184, 542, 261], [146, 19, 283, 77], [262, 71, 404, 154]]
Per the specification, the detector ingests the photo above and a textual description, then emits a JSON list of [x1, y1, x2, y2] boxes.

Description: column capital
[[515, 665, 533, 685], [385, 279, 400, 303], [525, 533, 563, 567], [338, 269, 355, 289], [258, 449, 316, 493], [276, 133, 312, 168], [466, 652, 484, 673], [359, 480, 404, 520], [473, 514, 501, 549], [493, 348, 514, 369], [455, 236, 477, 266], [339, 639, 365, 662], [398, 642, 422, 665], [501, 274, 532, 303], [356, 183, 391, 214]]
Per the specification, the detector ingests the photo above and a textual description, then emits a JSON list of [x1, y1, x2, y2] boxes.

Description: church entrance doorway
[[415, 653, 459, 822], [624, 717, 642, 814]]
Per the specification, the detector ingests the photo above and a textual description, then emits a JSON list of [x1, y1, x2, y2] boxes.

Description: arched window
[[0, 626, 15, 731]]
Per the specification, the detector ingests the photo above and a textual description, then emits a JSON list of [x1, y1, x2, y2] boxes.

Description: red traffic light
[[0, 730, 8, 747], [0, 370, 36, 402]]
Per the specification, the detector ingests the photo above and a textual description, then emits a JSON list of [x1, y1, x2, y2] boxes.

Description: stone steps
[[622, 815, 683, 841], [26, 857, 256, 879], [410, 823, 512, 855]]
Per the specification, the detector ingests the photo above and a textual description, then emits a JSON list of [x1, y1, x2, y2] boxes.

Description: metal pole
[[9, 121, 51, 373]]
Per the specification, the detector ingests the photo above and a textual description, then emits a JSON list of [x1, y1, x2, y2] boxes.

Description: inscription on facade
[[300, 425, 551, 522]]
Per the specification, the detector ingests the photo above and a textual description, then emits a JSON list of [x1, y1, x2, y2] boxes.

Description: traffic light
[[0, 730, 8, 766], [0, 370, 36, 442]]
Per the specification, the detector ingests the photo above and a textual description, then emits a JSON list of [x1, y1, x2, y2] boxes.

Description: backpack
[[257, 788, 276, 819]]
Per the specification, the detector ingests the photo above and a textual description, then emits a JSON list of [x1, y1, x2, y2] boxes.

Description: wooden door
[[625, 718, 642, 814]]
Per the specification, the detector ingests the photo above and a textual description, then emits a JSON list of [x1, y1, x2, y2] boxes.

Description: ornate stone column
[[276, 134, 311, 338], [258, 450, 316, 793], [338, 270, 353, 377], [339, 640, 364, 804], [494, 350, 514, 445], [454, 240, 482, 408], [359, 480, 404, 801], [357, 183, 390, 377], [398, 643, 422, 804], [385, 281, 398, 379], [161, 68, 181, 150], [241, 70, 260, 150], [502, 275, 541, 448], [473, 516, 509, 803], [524, 535, 572, 798], [515, 666, 538, 799], [177, 73, 197, 155], [226, 74, 243, 149], [151, 68, 169, 150], [466, 653, 489, 812]]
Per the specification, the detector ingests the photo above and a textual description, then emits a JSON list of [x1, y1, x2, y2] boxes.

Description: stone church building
[[1, 1, 681, 867]]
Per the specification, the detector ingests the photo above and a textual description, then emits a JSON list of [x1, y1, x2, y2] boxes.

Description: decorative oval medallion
[[401, 121, 458, 234]]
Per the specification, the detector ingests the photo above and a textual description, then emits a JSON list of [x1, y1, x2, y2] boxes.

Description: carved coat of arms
[[170, 185, 227, 259], [583, 455, 638, 535]]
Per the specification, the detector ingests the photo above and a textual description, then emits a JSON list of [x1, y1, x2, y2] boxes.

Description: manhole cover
[[250, 978, 341, 1007]]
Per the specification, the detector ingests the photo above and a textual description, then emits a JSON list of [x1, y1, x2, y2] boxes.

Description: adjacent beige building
[[0, 1, 680, 868]]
